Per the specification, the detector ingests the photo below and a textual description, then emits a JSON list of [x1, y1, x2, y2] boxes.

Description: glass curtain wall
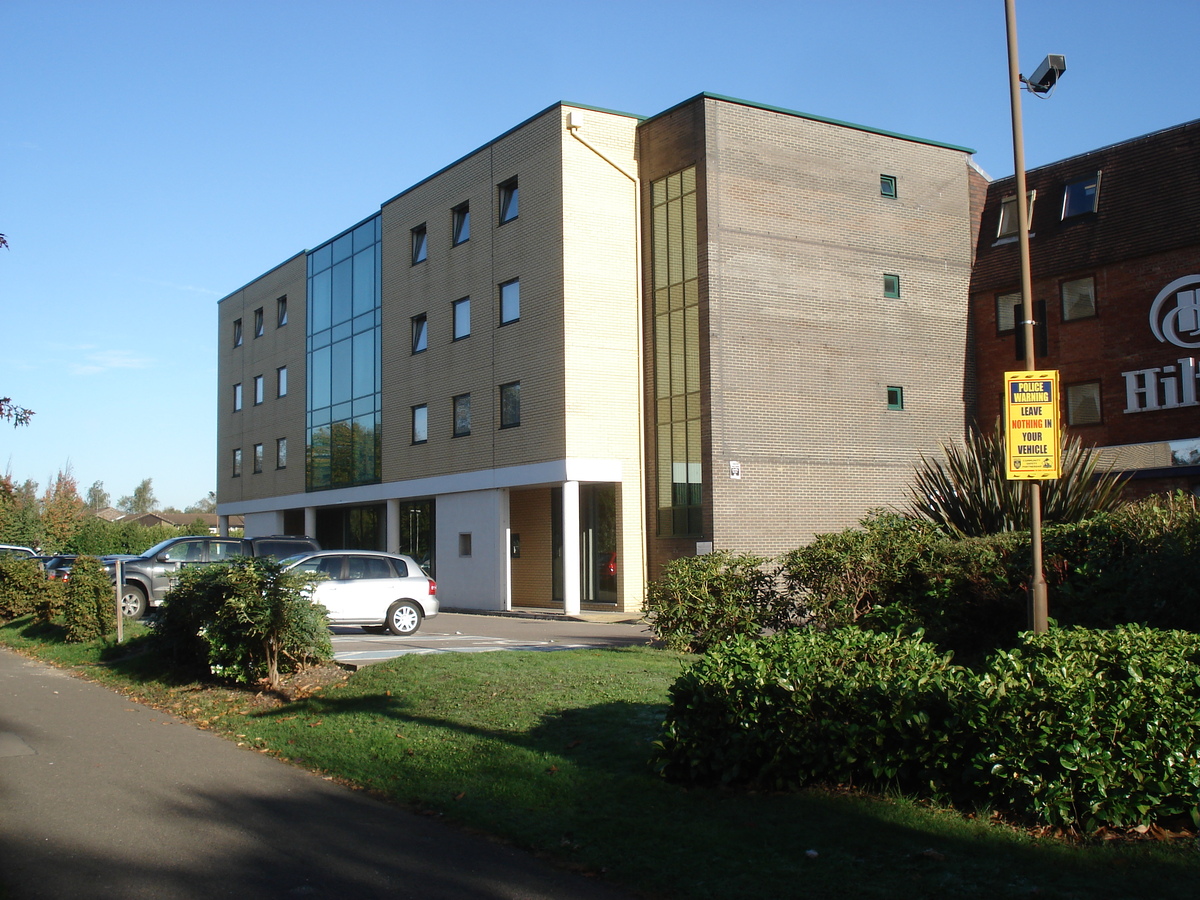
[[306, 216, 383, 490], [650, 167, 703, 536]]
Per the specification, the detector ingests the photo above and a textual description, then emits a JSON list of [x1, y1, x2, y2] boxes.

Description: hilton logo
[[1122, 275, 1200, 413], [1149, 275, 1200, 350]]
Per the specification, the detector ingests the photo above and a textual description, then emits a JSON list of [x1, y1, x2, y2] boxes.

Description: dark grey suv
[[111, 535, 320, 619]]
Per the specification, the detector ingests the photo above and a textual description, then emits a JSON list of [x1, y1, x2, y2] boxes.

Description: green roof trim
[[646, 92, 976, 155]]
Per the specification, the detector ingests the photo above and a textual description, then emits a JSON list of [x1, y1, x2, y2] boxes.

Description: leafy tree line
[[1, 468, 220, 555]]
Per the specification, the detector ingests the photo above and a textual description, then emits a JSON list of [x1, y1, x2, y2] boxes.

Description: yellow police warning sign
[[1004, 371, 1061, 479]]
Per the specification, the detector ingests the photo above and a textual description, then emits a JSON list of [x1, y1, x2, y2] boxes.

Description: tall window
[[233, 318, 243, 347], [253, 375, 264, 405], [411, 224, 427, 264], [276, 437, 288, 469], [253, 443, 264, 474], [306, 215, 382, 491], [499, 382, 520, 428], [412, 404, 428, 444], [233, 383, 243, 411], [412, 314, 428, 353], [232, 448, 242, 477], [651, 166, 702, 536], [883, 274, 901, 298], [453, 393, 471, 436], [452, 202, 470, 245], [880, 174, 897, 198], [499, 177, 518, 223], [1062, 173, 1100, 219], [277, 296, 288, 327], [453, 297, 471, 340], [499, 278, 520, 324], [277, 366, 288, 398], [254, 307, 264, 338]]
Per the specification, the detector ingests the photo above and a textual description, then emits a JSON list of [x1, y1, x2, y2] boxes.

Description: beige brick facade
[[217, 92, 982, 610]]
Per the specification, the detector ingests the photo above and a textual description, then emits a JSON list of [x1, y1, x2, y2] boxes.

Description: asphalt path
[[0, 627, 647, 899], [331, 611, 654, 667]]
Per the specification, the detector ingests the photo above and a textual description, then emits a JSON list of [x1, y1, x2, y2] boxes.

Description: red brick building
[[969, 119, 1200, 496]]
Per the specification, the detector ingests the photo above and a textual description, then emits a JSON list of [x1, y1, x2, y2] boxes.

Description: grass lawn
[[2, 615, 1197, 899]]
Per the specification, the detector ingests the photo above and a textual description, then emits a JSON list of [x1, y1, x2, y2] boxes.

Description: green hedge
[[653, 625, 1200, 831], [645, 494, 1200, 662]]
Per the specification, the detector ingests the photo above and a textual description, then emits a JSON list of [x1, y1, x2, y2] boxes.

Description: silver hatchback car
[[280, 550, 438, 635]]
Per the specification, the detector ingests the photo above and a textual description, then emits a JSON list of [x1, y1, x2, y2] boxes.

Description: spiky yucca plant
[[907, 420, 1128, 536]]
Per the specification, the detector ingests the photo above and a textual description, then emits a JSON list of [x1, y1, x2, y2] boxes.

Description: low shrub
[[652, 627, 965, 792], [643, 552, 785, 652], [152, 557, 332, 688], [0, 555, 45, 621], [653, 624, 1200, 832], [62, 555, 117, 643], [964, 625, 1200, 831]]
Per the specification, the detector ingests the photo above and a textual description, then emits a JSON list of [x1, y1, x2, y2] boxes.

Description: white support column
[[304, 507, 317, 541], [562, 481, 581, 616], [386, 499, 400, 554], [218, 515, 229, 537]]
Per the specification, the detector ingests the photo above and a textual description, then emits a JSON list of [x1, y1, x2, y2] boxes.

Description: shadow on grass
[[242, 652, 1200, 900]]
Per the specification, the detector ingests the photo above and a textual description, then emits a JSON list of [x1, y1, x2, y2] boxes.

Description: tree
[[0, 235, 34, 428], [0, 397, 33, 427], [117, 478, 158, 515], [0, 473, 43, 549], [40, 468, 84, 554], [185, 492, 217, 514], [84, 481, 111, 510]]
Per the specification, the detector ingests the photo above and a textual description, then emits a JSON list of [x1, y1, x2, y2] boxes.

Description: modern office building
[[217, 93, 982, 613], [969, 118, 1200, 497]]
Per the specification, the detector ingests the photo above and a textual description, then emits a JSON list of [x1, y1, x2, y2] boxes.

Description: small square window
[[411, 224, 427, 264], [1067, 382, 1102, 425], [453, 393, 471, 437], [996, 290, 1022, 333], [233, 383, 243, 411], [276, 437, 288, 469], [500, 278, 520, 325], [233, 318, 243, 347], [887, 386, 905, 410], [499, 177, 518, 223], [452, 203, 470, 245], [883, 274, 901, 299], [232, 448, 242, 478], [997, 190, 1036, 238], [453, 298, 470, 340], [277, 366, 288, 398], [500, 381, 521, 428], [412, 314, 428, 353], [880, 174, 897, 198], [254, 307, 264, 338], [412, 404, 428, 444], [253, 375, 264, 405], [458, 533, 473, 557], [277, 296, 288, 327], [253, 443, 264, 474], [1061, 277, 1096, 321], [1062, 173, 1100, 219]]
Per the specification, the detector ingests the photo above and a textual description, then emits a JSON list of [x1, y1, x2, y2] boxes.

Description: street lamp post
[[1003, 0, 1064, 633]]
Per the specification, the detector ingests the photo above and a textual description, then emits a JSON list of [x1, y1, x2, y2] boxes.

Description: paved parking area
[[331, 610, 653, 667]]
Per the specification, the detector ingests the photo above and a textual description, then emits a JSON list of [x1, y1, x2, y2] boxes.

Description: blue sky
[[2, 0, 1197, 510]]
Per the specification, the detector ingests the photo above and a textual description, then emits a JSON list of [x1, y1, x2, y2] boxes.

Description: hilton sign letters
[[1122, 275, 1200, 414]]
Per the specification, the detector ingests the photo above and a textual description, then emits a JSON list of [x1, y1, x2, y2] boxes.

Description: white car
[[281, 550, 438, 635]]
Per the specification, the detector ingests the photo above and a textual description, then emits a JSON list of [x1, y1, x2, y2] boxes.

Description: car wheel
[[120, 584, 148, 620], [386, 601, 422, 636]]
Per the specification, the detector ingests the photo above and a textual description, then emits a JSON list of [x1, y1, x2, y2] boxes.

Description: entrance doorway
[[552, 483, 617, 605]]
